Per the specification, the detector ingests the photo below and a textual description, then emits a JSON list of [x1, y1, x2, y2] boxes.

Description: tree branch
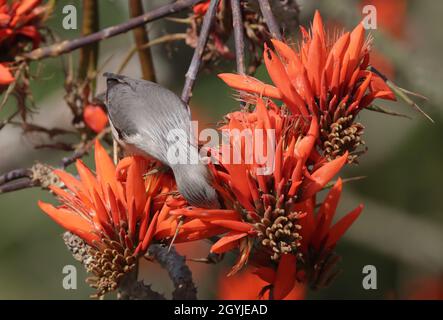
[[22, 0, 203, 61], [78, 0, 100, 80], [181, 0, 219, 104], [0, 128, 110, 194], [129, 0, 156, 81], [117, 268, 167, 300], [230, 0, 245, 75], [0, 178, 36, 193], [0, 168, 32, 185], [148, 244, 197, 300], [257, 0, 282, 40]]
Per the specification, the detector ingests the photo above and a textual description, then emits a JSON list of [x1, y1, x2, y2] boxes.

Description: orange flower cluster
[[0, 0, 49, 85], [220, 11, 396, 163], [39, 141, 186, 296], [166, 99, 363, 299]]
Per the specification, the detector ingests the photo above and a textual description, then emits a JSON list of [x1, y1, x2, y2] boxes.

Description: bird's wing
[[104, 73, 194, 164]]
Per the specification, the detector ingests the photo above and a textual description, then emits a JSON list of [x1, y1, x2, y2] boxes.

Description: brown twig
[[257, 0, 282, 40], [22, 0, 203, 61], [129, 0, 156, 81], [148, 244, 197, 300], [0, 169, 32, 186], [78, 0, 100, 81], [0, 128, 110, 194], [181, 0, 219, 104], [230, 0, 245, 75], [0, 178, 37, 193]]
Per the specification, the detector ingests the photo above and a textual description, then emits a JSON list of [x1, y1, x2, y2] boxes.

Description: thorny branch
[[148, 244, 198, 300], [181, 0, 219, 104], [117, 268, 167, 300]]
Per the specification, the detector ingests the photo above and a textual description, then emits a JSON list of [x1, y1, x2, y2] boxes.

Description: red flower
[[38, 141, 185, 296], [83, 104, 109, 133], [0, 0, 50, 88], [404, 276, 443, 300], [0, 0, 49, 52], [218, 267, 305, 300], [219, 11, 397, 163], [193, 1, 210, 16], [360, 0, 408, 40], [0, 63, 14, 85], [251, 179, 363, 298], [164, 98, 361, 299]]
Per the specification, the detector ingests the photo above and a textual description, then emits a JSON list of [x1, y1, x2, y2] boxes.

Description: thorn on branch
[[148, 244, 198, 300], [117, 270, 167, 300]]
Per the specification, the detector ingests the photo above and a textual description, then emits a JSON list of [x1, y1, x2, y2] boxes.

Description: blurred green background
[[0, 0, 442, 299]]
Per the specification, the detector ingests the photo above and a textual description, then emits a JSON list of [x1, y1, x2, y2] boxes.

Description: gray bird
[[103, 72, 219, 209]]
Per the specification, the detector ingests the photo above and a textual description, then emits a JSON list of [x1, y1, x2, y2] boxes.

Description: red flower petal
[[0, 64, 14, 85], [83, 104, 108, 133], [211, 232, 248, 254], [264, 44, 308, 116], [209, 220, 253, 233], [16, 0, 40, 16], [125, 158, 147, 217], [253, 267, 276, 284], [170, 207, 241, 221], [273, 254, 297, 300], [140, 211, 159, 252], [326, 204, 364, 248], [218, 73, 282, 99], [38, 201, 98, 244], [94, 140, 117, 195], [301, 152, 348, 199]]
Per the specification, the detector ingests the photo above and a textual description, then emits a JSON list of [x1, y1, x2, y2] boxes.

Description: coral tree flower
[[0, 63, 14, 85], [38, 141, 184, 297], [168, 98, 362, 299], [83, 104, 109, 133], [0, 0, 50, 86], [219, 11, 396, 163], [0, 0, 48, 52], [218, 267, 306, 300], [193, 1, 211, 16]]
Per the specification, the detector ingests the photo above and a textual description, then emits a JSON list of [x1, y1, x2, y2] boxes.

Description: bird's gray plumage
[[103, 72, 219, 208]]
